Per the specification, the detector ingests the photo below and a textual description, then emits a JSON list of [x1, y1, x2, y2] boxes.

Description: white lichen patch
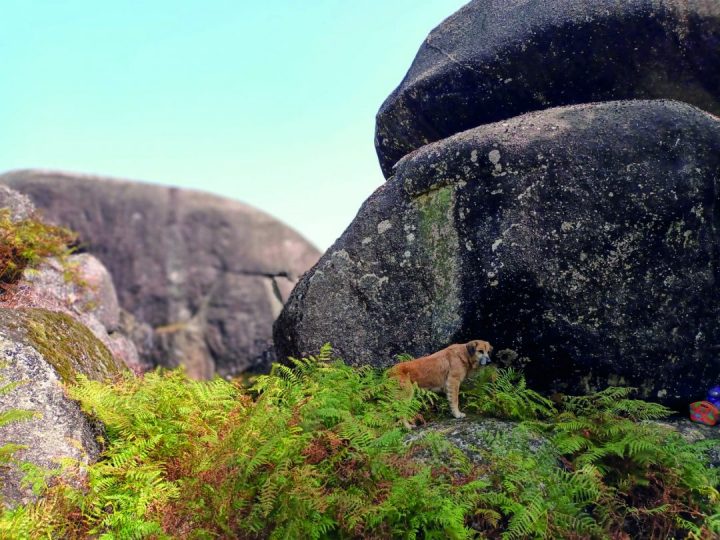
[[491, 239, 503, 252], [517, 182, 538, 202], [470, 149, 478, 163], [377, 220, 393, 235], [331, 249, 352, 263], [357, 273, 390, 301], [361, 237, 372, 245], [488, 149, 503, 174], [691, 204, 705, 222], [359, 273, 388, 287], [168, 270, 186, 285]]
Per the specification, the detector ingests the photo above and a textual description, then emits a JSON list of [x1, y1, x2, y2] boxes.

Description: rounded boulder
[[376, 0, 720, 177], [1, 170, 320, 378], [277, 100, 720, 407]]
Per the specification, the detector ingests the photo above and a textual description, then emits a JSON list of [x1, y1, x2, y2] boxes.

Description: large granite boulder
[[0, 308, 127, 506], [276, 100, 720, 407], [1, 170, 321, 378], [375, 0, 720, 177]]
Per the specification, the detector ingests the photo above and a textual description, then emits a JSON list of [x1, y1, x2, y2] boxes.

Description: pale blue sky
[[1, 1, 467, 250]]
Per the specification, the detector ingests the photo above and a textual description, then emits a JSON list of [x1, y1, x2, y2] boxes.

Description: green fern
[[463, 367, 556, 420], [0, 209, 76, 285], [2, 353, 718, 539]]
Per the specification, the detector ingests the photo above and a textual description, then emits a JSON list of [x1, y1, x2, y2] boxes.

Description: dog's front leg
[[445, 377, 465, 419]]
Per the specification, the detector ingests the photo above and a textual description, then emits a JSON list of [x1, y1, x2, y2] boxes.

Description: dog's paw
[[452, 411, 466, 419]]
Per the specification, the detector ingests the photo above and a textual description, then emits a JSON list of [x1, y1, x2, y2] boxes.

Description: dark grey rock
[[654, 418, 720, 467], [276, 100, 720, 408], [376, 0, 720, 177], [1, 170, 320, 378]]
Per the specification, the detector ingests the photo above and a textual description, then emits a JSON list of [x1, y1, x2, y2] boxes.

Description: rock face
[[0, 185, 33, 222], [656, 419, 720, 467], [1, 170, 321, 378], [276, 100, 720, 407], [375, 0, 720, 177], [0, 308, 126, 506], [6, 255, 144, 373], [406, 417, 549, 465]]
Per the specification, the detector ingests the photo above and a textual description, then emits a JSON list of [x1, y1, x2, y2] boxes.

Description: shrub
[[0, 352, 717, 539], [465, 372, 720, 538], [544, 387, 720, 538], [0, 210, 76, 286], [1, 346, 480, 538], [462, 366, 556, 421]]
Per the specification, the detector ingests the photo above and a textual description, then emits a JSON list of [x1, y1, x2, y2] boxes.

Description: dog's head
[[466, 340, 493, 369]]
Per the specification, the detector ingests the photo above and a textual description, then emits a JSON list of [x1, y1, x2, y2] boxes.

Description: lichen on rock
[[0, 308, 127, 506], [0, 308, 124, 384], [406, 416, 550, 466], [414, 186, 461, 342]]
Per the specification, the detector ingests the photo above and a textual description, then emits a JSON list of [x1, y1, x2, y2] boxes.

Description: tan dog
[[388, 340, 492, 424]]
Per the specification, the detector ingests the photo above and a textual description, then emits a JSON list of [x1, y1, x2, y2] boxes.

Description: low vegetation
[[0, 345, 717, 539], [0, 209, 76, 287]]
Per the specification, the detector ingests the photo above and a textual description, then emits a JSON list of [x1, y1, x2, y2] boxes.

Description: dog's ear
[[466, 342, 477, 357]]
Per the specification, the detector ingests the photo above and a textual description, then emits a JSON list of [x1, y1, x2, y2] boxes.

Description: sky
[[1, 0, 468, 250]]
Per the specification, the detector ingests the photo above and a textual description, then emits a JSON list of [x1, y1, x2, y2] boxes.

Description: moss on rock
[[406, 416, 551, 465], [415, 186, 462, 341], [0, 308, 125, 383]]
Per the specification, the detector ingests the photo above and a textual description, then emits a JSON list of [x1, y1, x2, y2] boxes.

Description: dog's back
[[388, 344, 468, 391]]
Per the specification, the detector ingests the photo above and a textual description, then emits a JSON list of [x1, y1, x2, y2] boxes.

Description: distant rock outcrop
[[1, 170, 320, 377], [276, 100, 720, 407], [0, 308, 126, 506], [0, 186, 33, 222], [375, 0, 720, 177]]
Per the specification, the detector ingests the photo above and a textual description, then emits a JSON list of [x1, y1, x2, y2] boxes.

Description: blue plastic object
[[707, 385, 720, 408]]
